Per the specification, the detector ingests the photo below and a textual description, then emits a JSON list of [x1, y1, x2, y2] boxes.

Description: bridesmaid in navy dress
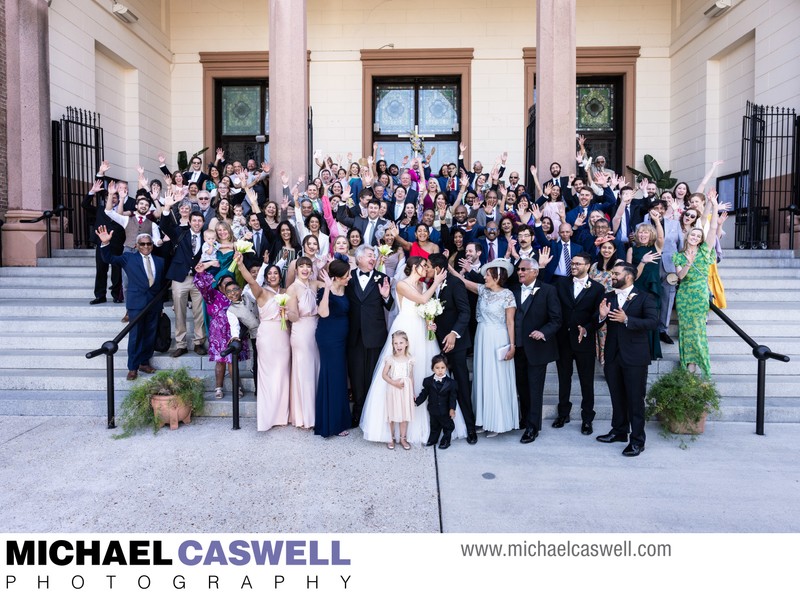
[[314, 257, 352, 437]]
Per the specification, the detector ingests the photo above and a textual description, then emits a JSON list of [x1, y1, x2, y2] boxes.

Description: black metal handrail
[[86, 283, 170, 429], [708, 297, 790, 436], [220, 339, 243, 431], [19, 204, 73, 258]]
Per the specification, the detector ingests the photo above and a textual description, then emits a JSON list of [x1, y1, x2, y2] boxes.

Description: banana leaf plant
[[626, 154, 677, 190], [177, 147, 210, 172]]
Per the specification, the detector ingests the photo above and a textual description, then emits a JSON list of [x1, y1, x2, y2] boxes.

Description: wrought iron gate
[[52, 108, 104, 248], [738, 101, 798, 249], [525, 104, 536, 190]]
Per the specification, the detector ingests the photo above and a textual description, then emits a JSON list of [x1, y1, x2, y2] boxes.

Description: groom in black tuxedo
[[428, 253, 478, 444], [596, 262, 659, 457], [346, 244, 394, 427]]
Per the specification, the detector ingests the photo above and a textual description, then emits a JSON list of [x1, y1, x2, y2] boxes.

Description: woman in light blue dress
[[453, 258, 519, 437]]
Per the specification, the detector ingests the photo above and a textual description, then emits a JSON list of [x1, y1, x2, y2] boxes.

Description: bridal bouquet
[[228, 240, 255, 273], [416, 298, 444, 341], [273, 294, 289, 331], [376, 244, 392, 272]]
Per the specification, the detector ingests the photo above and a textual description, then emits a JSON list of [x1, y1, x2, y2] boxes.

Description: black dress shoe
[[171, 347, 188, 358], [466, 432, 478, 445], [113, 298, 124, 304], [438, 436, 451, 450], [425, 439, 438, 447], [520, 428, 539, 444], [659, 332, 674, 345], [194, 344, 208, 356], [622, 443, 645, 457], [89, 297, 107, 305], [596, 431, 628, 443], [552, 415, 570, 428], [581, 421, 593, 435]]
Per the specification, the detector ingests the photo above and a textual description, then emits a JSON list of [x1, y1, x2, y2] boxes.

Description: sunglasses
[[138, 242, 153, 247]]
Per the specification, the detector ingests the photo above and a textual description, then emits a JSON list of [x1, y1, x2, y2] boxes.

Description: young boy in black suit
[[415, 355, 458, 449]]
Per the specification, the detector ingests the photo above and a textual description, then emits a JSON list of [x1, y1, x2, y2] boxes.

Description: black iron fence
[[737, 101, 798, 249], [52, 108, 104, 248]]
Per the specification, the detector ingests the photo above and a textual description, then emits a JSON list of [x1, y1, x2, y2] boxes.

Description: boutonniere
[[439, 279, 447, 291], [584, 280, 591, 289], [627, 292, 637, 302]]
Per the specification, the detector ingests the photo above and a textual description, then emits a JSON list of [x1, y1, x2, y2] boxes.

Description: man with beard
[[596, 263, 658, 456]]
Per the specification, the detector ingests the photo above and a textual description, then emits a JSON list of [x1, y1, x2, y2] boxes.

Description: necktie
[[254, 232, 260, 255], [366, 220, 374, 245], [138, 216, 143, 225], [191, 233, 198, 254], [488, 241, 495, 261], [562, 242, 571, 274], [144, 255, 154, 287]]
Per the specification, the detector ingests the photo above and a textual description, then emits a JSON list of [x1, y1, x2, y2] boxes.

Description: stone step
[[0, 267, 96, 277], [0, 367, 796, 399], [0, 350, 792, 376], [714, 268, 800, 278], [722, 250, 796, 258], [52, 249, 95, 258], [0, 390, 258, 418], [719, 259, 800, 268], [0, 388, 798, 422], [37, 257, 97, 267]]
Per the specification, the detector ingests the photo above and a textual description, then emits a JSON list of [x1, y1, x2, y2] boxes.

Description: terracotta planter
[[664, 411, 707, 435], [150, 394, 193, 430]]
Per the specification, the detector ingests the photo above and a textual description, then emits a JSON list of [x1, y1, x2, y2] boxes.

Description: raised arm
[[235, 252, 266, 304], [696, 160, 723, 194]]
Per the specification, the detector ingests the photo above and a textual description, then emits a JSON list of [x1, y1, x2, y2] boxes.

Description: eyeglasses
[[138, 242, 153, 247], [198, 197, 210, 201], [517, 268, 532, 272], [509, 176, 519, 180]]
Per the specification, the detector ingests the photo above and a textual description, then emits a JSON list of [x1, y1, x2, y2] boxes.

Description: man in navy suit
[[596, 262, 659, 457], [531, 204, 582, 283], [476, 221, 508, 265], [565, 185, 616, 227], [97, 226, 165, 381]]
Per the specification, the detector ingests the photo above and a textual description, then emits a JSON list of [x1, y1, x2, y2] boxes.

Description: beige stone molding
[[360, 48, 474, 162], [523, 46, 640, 172]]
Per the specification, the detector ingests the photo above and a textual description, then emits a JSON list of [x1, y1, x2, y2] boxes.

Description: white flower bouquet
[[228, 240, 255, 273], [416, 298, 444, 341], [273, 294, 289, 331], [377, 245, 392, 272]]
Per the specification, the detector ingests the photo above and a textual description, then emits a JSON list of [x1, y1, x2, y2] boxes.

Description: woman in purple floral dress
[[194, 264, 249, 399]]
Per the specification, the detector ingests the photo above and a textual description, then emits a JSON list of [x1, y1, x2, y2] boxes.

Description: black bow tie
[[434, 377, 444, 383], [359, 270, 371, 277]]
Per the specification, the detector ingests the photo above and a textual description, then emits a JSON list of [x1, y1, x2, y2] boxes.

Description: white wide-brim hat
[[480, 258, 514, 277]]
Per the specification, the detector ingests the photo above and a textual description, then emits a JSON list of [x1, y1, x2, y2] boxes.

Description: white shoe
[[486, 431, 499, 438]]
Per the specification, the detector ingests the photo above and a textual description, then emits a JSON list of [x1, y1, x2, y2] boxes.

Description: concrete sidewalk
[[0, 416, 797, 533]]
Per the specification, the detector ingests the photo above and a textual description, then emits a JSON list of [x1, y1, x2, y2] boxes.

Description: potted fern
[[116, 367, 205, 438], [646, 367, 721, 437]]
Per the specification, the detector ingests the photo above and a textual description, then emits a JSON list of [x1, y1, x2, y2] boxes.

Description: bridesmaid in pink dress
[[286, 256, 321, 429], [235, 255, 290, 431]]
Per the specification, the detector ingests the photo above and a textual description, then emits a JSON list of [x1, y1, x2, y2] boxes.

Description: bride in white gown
[[360, 256, 469, 444]]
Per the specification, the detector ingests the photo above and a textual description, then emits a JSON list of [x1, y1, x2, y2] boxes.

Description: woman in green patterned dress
[[672, 192, 720, 377]]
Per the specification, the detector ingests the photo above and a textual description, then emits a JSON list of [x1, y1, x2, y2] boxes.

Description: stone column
[[2, 0, 54, 266], [535, 0, 576, 175], [268, 0, 308, 199]]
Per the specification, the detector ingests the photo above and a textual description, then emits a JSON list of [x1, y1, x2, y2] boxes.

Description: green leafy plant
[[626, 154, 677, 190], [177, 147, 210, 173], [646, 367, 721, 447], [115, 367, 205, 439]]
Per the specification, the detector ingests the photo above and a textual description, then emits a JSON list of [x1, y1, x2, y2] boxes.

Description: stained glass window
[[222, 86, 261, 136], [375, 85, 415, 135], [576, 85, 614, 131], [419, 85, 458, 135]]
